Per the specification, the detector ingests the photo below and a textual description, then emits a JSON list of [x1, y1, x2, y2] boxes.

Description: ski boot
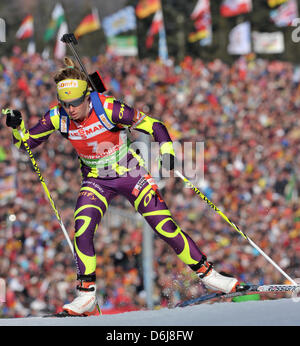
[[196, 258, 242, 294], [62, 278, 101, 316]]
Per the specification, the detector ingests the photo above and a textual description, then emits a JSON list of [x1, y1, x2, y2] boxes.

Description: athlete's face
[[62, 96, 90, 122]]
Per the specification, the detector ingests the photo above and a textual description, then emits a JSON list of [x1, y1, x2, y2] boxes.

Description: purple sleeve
[[151, 122, 172, 143], [13, 111, 56, 150], [111, 99, 172, 144], [111, 100, 135, 126]]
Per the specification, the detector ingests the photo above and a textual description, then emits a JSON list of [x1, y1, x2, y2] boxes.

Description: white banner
[[252, 31, 284, 54]]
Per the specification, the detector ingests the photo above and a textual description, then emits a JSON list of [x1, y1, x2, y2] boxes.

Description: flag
[[107, 35, 138, 56], [136, 0, 161, 19], [146, 9, 163, 48], [252, 31, 284, 54], [102, 6, 136, 38], [16, 15, 34, 39], [267, 0, 288, 8], [74, 8, 101, 38], [188, 14, 211, 43], [44, 3, 65, 42], [220, 0, 252, 17], [189, 0, 212, 44], [158, 11, 168, 62], [270, 0, 298, 27], [54, 21, 68, 59], [227, 21, 251, 55], [145, 9, 168, 61], [191, 0, 210, 20]]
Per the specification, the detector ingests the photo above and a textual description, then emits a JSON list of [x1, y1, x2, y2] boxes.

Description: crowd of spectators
[[1, 48, 300, 317]]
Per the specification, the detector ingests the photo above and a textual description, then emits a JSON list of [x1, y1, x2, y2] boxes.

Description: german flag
[[136, 0, 161, 19], [74, 8, 101, 38]]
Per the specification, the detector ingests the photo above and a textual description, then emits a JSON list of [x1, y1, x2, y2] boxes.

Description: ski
[[176, 284, 300, 308], [43, 311, 89, 318]]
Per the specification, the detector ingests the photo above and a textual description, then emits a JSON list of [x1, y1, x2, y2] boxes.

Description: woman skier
[[4, 57, 242, 316]]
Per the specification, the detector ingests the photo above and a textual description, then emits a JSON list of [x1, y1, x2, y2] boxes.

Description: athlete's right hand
[[2, 109, 22, 129]]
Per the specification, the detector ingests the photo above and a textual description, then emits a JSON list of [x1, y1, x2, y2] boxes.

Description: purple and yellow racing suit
[[12, 93, 205, 279]]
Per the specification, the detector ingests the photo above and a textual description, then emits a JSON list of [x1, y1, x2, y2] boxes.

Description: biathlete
[[3, 57, 242, 316]]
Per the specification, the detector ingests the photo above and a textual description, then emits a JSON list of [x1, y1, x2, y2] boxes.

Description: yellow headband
[[57, 79, 88, 101]]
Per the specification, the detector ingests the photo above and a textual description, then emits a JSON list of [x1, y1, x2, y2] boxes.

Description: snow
[[0, 298, 299, 326]]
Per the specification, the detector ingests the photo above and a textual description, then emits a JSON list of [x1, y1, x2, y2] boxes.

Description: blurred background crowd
[[1, 49, 300, 317]]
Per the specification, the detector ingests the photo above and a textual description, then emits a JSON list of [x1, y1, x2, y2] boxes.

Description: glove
[[160, 153, 177, 171], [2, 109, 22, 129], [159, 141, 177, 171]]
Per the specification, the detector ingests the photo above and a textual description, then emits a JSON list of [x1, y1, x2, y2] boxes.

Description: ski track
[[0, 298, 299, 326]]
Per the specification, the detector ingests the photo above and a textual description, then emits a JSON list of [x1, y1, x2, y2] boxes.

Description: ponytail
[[54, 57, 88, 84]]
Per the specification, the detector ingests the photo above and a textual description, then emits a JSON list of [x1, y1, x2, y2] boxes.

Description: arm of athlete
[[102, 96, 176, 170], [2, 108, 57, 150]]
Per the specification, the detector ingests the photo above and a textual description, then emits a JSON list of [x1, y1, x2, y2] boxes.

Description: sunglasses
[[58, 88, 88, 109]]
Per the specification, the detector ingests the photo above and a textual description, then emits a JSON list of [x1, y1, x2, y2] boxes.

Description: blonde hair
[[54, 57, 88, 84]]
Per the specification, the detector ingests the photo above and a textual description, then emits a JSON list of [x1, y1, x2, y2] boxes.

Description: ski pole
[[175, 170, 297, 285], [60, 33, 106, 93], [12, 124, 74, 256]]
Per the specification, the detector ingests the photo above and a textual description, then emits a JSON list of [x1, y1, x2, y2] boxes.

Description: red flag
[[16, 15, 34, 39], [220, 0, 252, 17], [189, 0, 212, 43], [146, 10, 163, 48], [191, 0, 210, 20]]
